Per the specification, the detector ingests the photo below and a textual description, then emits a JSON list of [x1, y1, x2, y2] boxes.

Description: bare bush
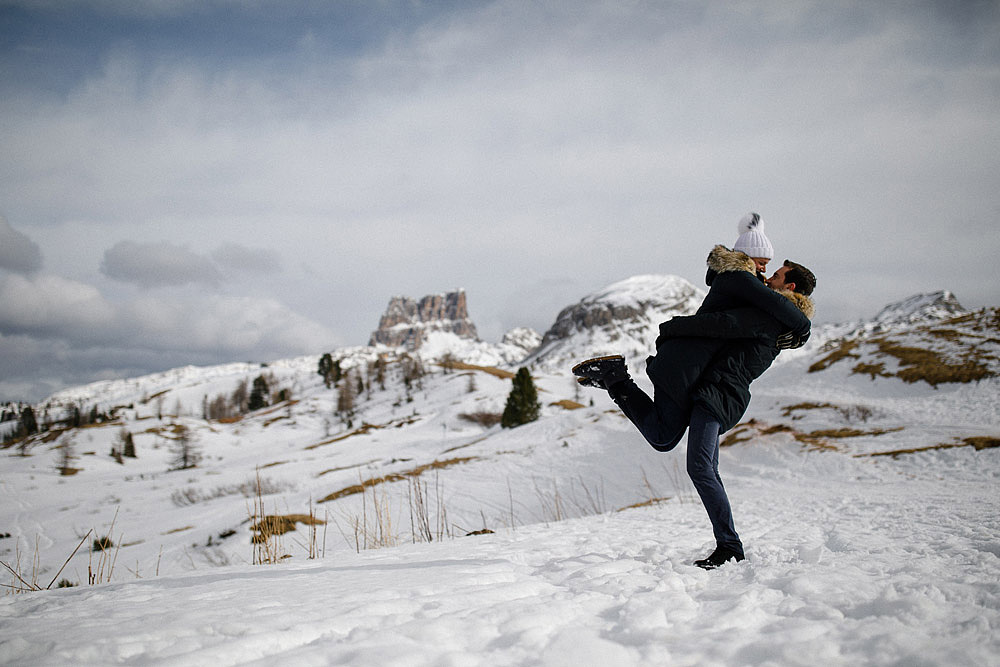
[[171, 476, 293, 507], [458, 411, 503, 427]]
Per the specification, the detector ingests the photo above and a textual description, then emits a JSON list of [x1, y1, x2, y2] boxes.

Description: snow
[[2, 286, 999, 666], [2, 443, 997, 666]]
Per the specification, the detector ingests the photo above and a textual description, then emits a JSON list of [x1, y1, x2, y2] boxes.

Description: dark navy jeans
[[608, 379, 744, 556]]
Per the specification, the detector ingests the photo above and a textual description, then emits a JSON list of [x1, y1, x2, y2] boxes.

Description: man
[[573, 246, 817, 569]]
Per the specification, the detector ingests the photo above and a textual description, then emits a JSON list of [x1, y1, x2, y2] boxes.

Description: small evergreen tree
[[248, 375, 270, 412], [114, 428, 137, 459], [18, 405, 38, 437], [501, 367, 541, 428], [318, 353, 336, 388]]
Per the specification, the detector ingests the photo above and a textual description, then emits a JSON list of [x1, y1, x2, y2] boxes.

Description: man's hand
[[776, 329, 810, 350]]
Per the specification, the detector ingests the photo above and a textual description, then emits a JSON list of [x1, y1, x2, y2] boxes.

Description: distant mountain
[[872, 291, 966, 326], [807, 292, 998, 387], [12, 280, 993, 417], [525, 275, 705, 372], [806, 290, 971, 352], [369, 290, 479, 348]]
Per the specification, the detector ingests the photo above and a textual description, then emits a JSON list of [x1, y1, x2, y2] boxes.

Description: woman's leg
[[686, 405, 743, 556], [606, 379, 687, 451]]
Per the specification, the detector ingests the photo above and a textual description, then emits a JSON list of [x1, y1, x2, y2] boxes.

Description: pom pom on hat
[[733, 212, 773, 260]]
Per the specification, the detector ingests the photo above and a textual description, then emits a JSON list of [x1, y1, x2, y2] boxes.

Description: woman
[[573, 245, 816, 568]]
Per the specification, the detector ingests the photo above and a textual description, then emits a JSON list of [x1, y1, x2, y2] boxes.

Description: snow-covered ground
[[2, 297, 999, 665], [2, 431, 997, 666]]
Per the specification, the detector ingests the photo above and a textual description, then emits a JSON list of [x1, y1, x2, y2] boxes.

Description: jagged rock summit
[[369, 289, 479, 349], [526, 274, 705, 370]]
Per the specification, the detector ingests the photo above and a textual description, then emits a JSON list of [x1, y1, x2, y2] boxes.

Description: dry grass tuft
[[852, 362, 888, 380], [438, 360, 515, 379], [305, 416, 420, 451], [781, 402, 878, 423], [319, 457, 479, 504], [250, 514, 326, 543], [809, 339, 861, 373], [964, 436, 1000, 450], [871, 339, 994, 386], [722, 419, 842, 452], [617, 497, 672, 512], [720, 422, 757, 447], [861, 435, 998, 458], [550, 399, 585, 411], [780, 402, 837, 417], [809, 427, 904, 439]]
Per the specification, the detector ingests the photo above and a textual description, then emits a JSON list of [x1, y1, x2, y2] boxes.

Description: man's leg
[[606, 379, 687, 452], [573, 355, 687, 451], [686, 405, 744, 563]]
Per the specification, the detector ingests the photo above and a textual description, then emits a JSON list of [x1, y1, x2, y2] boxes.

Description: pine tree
[[18, 405, 38, 437], [248, 375, 270, 412], [318, 353, 338, 389], [501, 367, 540, 428]]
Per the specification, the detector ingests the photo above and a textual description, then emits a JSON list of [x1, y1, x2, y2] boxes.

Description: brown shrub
[[458, 411, 503, 427]]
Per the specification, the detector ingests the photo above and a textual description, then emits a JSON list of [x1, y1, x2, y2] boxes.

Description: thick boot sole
[[571, 355, 625, 377]]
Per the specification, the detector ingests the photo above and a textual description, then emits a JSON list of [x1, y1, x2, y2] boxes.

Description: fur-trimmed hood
[[774, 288, 815, 320], [707, 244, 815, 319], [707, 244, 756, 274]]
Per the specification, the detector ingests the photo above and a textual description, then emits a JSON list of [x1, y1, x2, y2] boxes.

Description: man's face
[[751, 257, 769, 274], [767, 265, 792, 290]]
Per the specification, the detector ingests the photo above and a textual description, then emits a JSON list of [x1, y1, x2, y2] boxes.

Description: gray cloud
[[0, 271, 337, 401], [0, 216, 43, 275], [211, 243, 282, 276], [0, 0, 997, 399], [100, 241, 223, 288]]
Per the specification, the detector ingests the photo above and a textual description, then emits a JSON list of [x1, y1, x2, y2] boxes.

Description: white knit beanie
[[733, 212, 773, 260]]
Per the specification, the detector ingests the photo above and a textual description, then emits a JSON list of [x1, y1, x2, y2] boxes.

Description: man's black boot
[[694, 547, 745, 570], [571, 355, 629, 389]]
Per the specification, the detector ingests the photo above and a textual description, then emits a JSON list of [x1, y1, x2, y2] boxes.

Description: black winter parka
[[645, 246, 814, 432]]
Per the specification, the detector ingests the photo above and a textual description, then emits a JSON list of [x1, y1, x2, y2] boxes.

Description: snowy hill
[[1, 281, 999, 665], [526, 274, 704, 373], [872, 290, 966, 326]]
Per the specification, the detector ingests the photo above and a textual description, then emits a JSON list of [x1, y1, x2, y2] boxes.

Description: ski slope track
[[1, 286, 998, 666]]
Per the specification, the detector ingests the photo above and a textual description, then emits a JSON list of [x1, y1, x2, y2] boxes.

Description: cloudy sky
[[1, 0, 998, 402]]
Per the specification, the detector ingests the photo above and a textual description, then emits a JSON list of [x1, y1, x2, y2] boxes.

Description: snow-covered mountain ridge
[[526, 274, 704, 373], [799, 292, 1000, 388], [1, 280, 998, 665]]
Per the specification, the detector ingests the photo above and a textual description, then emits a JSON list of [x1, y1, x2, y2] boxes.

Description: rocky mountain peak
[[526, 274, 704, 369], [369, 289, 479, 349], [873, 290, 966, 326]]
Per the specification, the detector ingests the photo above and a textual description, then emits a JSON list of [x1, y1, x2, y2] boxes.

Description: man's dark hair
[[783, 260, 816, 296]]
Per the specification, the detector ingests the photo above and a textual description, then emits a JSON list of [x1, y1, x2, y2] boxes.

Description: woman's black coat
[[645, 246, 814, 432]]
